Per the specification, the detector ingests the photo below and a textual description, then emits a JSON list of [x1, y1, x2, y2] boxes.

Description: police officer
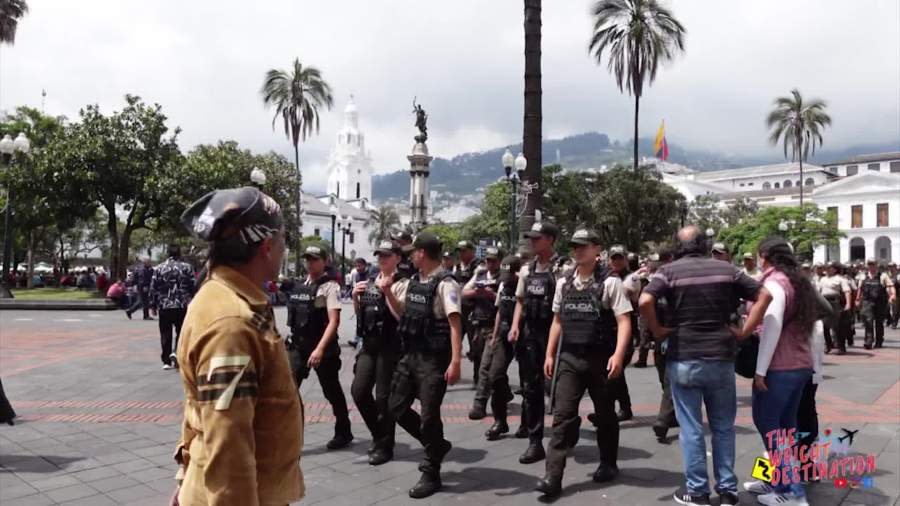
[[889, 263, 900, 329], [465, 247, 503, 420], [649, 249, 678, 442], [174, 187, 304, 505], [385, 232, 463, 498], [392, 230, 416, 279], [482, 255, 522, 440], [711, 242, 731, 263], [818, 262, 852, 354], [535, 229, 633, 499], [607, 245, 637, 422], [509, 221, 569, 464], [453, 240, 482, 385], [856, 259, 896, 349], [442, 251, 456, 271], [351, 240, 423, 465], [287, 245, 353, 450]]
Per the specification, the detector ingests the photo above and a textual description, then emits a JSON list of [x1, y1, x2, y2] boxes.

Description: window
[[739, 183, 745, 187], [349, 232, 355, 244], [774, 182, 780, 189], [868, 163, 880, 171], [846, 165, 859, 176], [851, 205, 863, 228], [877, 203, 889, 227], [748, 182, 754, 186], [784, 180, 793, 188], [763, 182, 771, 190], [796, 180, 801, 187], [314, 228, 320, 237], [805, 178, 814, 186], [891, 161, 900, 173], [356, 182, 360, 199]]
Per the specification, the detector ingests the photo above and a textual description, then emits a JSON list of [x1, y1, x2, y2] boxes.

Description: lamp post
[[338, 215, 352, 290], [250, 166, 266, 188], [1, 133, 30, 299], [501, 149, 516, 248], [329, 203, 338, 258]]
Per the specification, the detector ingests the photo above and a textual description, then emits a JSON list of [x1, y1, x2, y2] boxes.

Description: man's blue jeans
[[752, 368, 812, 497], [668, 359, 737, 495]]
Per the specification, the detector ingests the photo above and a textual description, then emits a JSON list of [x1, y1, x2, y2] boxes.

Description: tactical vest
[[356, 273, 400, 353], [397, 273, 453, 354], [559, 264, 616, 351], [497, 278, 518, 338], [470, 270, 500, 327], [397, 253, 415, 280], [456, 261, 480, 312], [861, 275, 887, 303], [288, 275, 336, 353], [524, 256, 560, 325]]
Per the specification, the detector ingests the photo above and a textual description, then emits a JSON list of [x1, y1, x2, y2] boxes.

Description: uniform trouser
[[890, 297, 900, 327], [654, 349, 677, 430], [516, 331, 548, 444], [352, 345, 422, 450], [860, 301, 886, 346], [473, 331, 515, 419], [389, 351, 450, 475], [546, 349, 619, 479], [823, 296, 845, 352], [612, 370, 632, 411], [635, 325, 652, 365], [838, 310, 853, 349], [0, 378, 15, 423], [159, 308, 187, 365], [293, 350, 352, 437]]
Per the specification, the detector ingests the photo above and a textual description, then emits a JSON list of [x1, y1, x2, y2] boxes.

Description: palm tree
[[521, 0, 542, 239], [766, 88, 831, 206], [367, 206, 400, 245], [589, 0, 686, 171], [0, 0, 28, 45], [260, 58, 333, 274]]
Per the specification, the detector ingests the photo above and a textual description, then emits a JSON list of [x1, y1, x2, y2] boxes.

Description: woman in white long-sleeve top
[[742, 237, 820, 506]]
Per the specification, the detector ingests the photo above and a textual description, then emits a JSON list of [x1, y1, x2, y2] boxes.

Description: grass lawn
[[10, 287, 105, 300]]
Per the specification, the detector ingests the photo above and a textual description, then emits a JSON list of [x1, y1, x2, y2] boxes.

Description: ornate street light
[[339, 215, 353, 290], [329, 202, 338, 258], [1, 132, 31, 299], [250, 166, 266, 187]]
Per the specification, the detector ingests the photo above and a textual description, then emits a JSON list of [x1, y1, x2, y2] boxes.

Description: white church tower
[[326, 96, 373, 202]]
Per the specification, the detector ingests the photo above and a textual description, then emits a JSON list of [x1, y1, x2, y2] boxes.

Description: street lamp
[[501, 148, 517, 248], [338, 215, 353, 290], [250, 166, 266, 187], [1, 132, 30, 299], [329, 202, 338, 258]]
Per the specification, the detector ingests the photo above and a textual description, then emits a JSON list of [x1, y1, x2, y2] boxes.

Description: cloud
[[1, 0, 897, 192]]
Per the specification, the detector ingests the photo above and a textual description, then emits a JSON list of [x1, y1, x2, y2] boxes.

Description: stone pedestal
[[408, 141, 433, 228]]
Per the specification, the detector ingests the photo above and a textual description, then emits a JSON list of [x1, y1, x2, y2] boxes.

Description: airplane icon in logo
[[838, 428, 859, 446]]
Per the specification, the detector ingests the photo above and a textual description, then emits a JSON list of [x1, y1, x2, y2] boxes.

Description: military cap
[[743, 252, 755, 260], [801, 262, 812, 269], [442, 251, 455, 259], [181, 186, 282, 243], [484, 246, 501, 260], [524, 221, 560, 239], [456, 240, 475, 251], [608, 244, 627, 257], [391, 231, 413, 243], [374, 240, 400, 256], [711, 242, 728, 254], [569, 229, 602, 246], [500, 255, 522, 272], [413, 232, 443, 250], [302, 245, 327, 260]]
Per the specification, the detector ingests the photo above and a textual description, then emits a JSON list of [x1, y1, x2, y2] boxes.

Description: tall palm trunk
[[521, 0, 542, 243], [633, 94, 640, 172], [294, 143, 302, 276], [797, 133, 804, 207]]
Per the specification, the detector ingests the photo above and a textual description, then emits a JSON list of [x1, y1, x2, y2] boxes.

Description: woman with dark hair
[[743, 236, 816, 506]]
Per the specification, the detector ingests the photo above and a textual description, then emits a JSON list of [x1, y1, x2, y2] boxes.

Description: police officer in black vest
[[453, 240, 483, 385], [392, 231, 416, 279], [465, 247, 503, 420], [482, 254, 522, 440], [351, 240, 423, 466], [287, 245, 353, 450], [509, 221, 570, 464], [535, 229, 633, 499], [385, 232, 463, 498], [856, 259, 896, 349]]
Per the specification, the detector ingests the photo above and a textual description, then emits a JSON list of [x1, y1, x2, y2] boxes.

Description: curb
[[0, 299, 120, 311]]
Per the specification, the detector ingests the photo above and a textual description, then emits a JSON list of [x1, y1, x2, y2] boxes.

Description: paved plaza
[[1, 305, 898, 505]]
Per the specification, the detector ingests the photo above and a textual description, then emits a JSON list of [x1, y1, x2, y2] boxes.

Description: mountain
[[372, 132, 898, 202]]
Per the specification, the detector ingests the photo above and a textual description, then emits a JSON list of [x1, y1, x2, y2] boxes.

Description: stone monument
[[408, 98, 432, 227]]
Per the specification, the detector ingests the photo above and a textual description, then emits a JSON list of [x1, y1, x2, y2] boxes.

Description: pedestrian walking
[[149, 245, 196, 370], [465, 247, 503, 420], [172, 186, 304, 505], [126, 257, 153, 320], [453, 240, 482, 385], [856, 259, 896, 349], [639, 225, 771, 506], [817, 262, 852, 354]]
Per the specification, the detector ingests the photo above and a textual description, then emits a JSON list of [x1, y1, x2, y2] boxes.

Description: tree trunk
[[117, 225, 133, 281], [106, 207, 120, 282], [25, 231, 34, 289], [294, 142, 303, 277], [633, 94, 640, 172], [798, 150, 804, 207], [521, 0, 542, 245]]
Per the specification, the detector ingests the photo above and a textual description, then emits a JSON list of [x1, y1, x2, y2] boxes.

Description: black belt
[[561, 342, 612, 356]]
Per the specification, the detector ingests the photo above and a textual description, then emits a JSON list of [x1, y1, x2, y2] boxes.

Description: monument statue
[[412, 97, 428, 143]]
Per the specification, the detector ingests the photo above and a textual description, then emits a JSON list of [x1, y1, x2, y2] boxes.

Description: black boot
[[535, 475, 562, 499], [652, 424, 668, 442], [368, 447, 393, 466], [514, 424, 528, 438], [409, 472, 442, 499], [592, 464, 619, 483], [617, 406, 633, 422], [468, 401, 487, 420], [485, 420, 509, 441], [519, 442, 545, 464], [326, 431, 353, 450]]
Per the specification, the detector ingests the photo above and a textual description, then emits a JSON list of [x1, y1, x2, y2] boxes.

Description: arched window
[[783, 180, 793, 188], [774, 182, 780, 189], [796, 180, 801, 187], [356, 182, 360, 199], [763, 182, 771, 190], [805, 178, 814, 186]]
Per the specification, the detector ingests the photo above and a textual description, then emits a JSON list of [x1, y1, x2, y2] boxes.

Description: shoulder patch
[[200, 355, 256, 410]]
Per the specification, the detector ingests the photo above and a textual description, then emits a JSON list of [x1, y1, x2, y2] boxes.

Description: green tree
[[367, 205, 400, 245], [766, 88, 832, 206], [717, 204, 841, 261], [687, 195, 722, 233], [0, 0, 28, 44], [261, 58, 334, 274], [459, 181, 512, 245], [419, 223, 462, 255], [589, 0, 686, 171]]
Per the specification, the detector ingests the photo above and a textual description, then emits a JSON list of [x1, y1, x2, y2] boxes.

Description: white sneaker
[[162, 363, 173, 370], [757, 492, 809, 506], [743, 480, 774, 495]]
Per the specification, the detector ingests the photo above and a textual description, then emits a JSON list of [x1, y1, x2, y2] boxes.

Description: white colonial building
[[811, 171, 900, 264], [300, 193, 374, 261], [821, 152, 900, 177], [325, 96, 373, 202]]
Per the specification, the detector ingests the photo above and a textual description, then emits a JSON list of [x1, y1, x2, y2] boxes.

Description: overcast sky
[[2, 0, 898, 191]]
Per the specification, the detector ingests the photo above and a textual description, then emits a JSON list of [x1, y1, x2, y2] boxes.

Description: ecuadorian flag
[[653, 120, 669, 161]]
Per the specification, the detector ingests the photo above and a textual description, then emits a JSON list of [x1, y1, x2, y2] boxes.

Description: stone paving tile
[[69, 465, 121, 483], [88, 474, 142, 493], [104, 483, 161, 503], [58, 494, 119, 506], [0, 482, 40, 501], [27, 473, 82, 491], [44, 483, 100, 503], [6, 493, 55, 506]]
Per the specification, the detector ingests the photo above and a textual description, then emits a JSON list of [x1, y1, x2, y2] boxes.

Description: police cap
[[608, 244, 627, 257], [711, 242, 728, 254], [456, 240, 476, 251], [569, 229, 602, 246], [302, 245, 327, 260], [413, 232, 443, 250], [484, 246, 501, 260], [524, 221, 560, 240], [374, 240, 400, 257]]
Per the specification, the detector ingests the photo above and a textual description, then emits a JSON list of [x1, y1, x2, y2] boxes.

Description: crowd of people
[[161, 186, 896, 506]]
